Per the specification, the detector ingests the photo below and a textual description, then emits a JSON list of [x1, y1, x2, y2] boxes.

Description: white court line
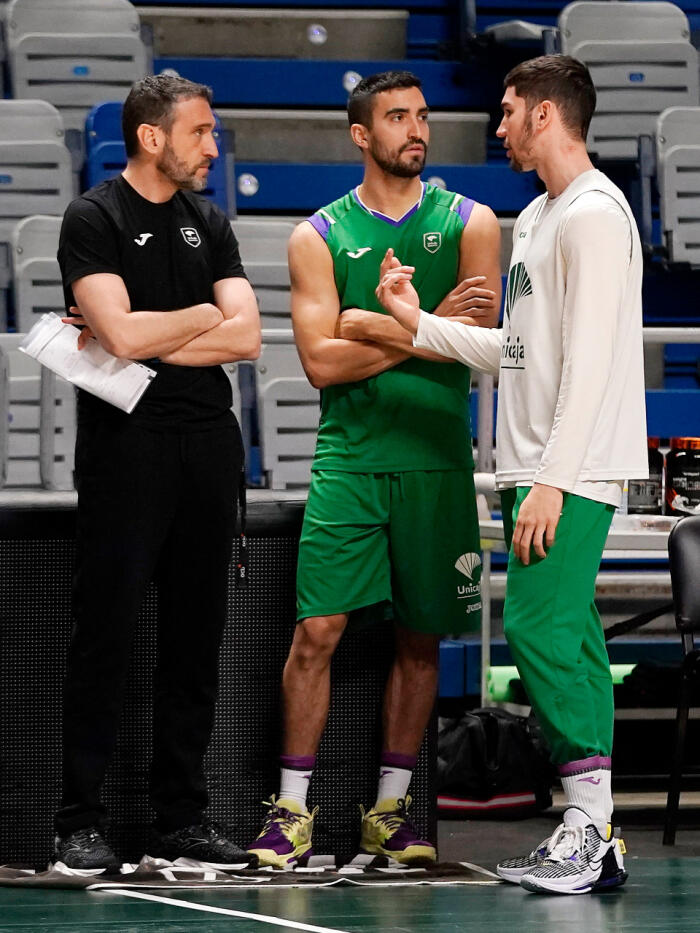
[[103, 889, 353, 932], [459, 861, 501, 880]]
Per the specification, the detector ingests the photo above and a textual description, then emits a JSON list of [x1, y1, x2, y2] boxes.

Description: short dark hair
[[504, 55, 596, 141], [347, 70, 422, 128], [122, 74, 213, 158]]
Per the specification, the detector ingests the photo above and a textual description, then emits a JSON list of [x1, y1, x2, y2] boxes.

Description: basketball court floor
[[2, 794, 699, 932]]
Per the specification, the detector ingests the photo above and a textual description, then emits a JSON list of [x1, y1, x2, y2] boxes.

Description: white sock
[[375, 765, 413, 808], [561, 767, 613, 836], [279, 767, 313, 810]]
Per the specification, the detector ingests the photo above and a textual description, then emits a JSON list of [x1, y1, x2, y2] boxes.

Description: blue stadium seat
[[468, 387, 700, 440], [234, 163, 542, 213], [646, 389, 700, 436], [665, 345, 700, 388], [153, 58, 500, 110], [438, 641, 466, 698], [84, 101, 233, 215]]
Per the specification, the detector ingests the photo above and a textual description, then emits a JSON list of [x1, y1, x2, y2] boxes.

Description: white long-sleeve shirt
[[414, 169, 648, 506]]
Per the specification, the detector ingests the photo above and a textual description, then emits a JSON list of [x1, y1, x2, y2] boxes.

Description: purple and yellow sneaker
[[246, 796, 317, 869], [360, 795, 436, 865]]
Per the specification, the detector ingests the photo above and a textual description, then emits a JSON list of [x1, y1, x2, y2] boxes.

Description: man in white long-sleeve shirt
[[376, 55, 648, 896]]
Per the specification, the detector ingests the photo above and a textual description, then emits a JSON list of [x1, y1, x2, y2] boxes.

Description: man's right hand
[[199, 303, 225, 329], [434, 276, 497, 320], [375, 248, 421, 334]]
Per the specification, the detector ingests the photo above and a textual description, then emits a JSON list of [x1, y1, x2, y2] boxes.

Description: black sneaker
[[52, 827, 120, 872], [150, 820, 258, 868]]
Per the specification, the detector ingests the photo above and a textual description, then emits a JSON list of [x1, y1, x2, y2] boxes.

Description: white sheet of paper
[[20, 313, 156, 413]]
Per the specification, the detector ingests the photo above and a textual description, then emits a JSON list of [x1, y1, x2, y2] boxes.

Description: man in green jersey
[[247, 70, 501, 867]]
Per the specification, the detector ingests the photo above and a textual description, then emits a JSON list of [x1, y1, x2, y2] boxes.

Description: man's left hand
[[62, 305, 95, 350], [512, 483, 564, 565]]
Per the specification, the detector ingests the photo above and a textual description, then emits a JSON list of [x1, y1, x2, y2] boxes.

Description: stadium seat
[[656, 106, 700, 266], [11, 216, 63, 334], [499, 217, 516, 276], [222, 361, 242, 424], [234, 219, 296, 329], [85, 101, 234, 215], [0, 333, 76, 490], [137, 5, 408, 60], [559, 1, 699, 159], [0, 101, 72, 328], [218, 109, 489, 165], [4, 0, 148, 167], [255, 342, 318, 490]]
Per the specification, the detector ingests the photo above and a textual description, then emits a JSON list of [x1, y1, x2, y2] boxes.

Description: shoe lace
[[533, 834, 553, 857], [260, 798, 305, 833], [70, 827, 104, 847], [372, 796, 416, 834], [200, 820, 229, 841], [545, 823, 586, 863]]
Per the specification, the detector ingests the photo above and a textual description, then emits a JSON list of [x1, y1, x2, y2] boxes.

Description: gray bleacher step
[[137, 6, 407, 60], [219, 109, 489, 164], [499, 217, 515, 276]]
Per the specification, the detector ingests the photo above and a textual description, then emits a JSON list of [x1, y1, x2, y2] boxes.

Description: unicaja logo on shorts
[[455, 552, 481, 610], [181, 227, 201, 248], [423, 232, 442, 254], [455, 552, 481, 581]]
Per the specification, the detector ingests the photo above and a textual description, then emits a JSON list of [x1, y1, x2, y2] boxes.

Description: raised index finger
[[379, 248, 399, 277]]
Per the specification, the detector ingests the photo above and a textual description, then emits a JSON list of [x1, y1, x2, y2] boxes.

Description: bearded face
[[367, 134, 427, 178], [507, 112, 535, 173], [157, 137, 210, 192]]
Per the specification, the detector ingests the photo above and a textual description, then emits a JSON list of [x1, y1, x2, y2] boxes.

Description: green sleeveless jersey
[[307, 182, 476, 472]]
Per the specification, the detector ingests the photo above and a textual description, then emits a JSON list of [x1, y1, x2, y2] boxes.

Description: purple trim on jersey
[[381, 751, 418, 770], [308, 212, 331, 241], [558, 755, 611, 777], [281, 754, 317, 771], [352, 183, 425, 227], [456, 197, 476, 227]]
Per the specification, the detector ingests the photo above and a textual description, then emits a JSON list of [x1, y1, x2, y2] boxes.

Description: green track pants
[[501, 487, 615, 765]]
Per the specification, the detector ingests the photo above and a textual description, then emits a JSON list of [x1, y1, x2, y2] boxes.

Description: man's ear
[[350, 122, 370, 151], [534, 100, 554, 132], [135, 122, 164, 157]]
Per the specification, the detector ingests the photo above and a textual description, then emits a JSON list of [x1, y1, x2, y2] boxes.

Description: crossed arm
[[290, 221, 409, 389], [336, 202, 502, 354], [65, 272, 261, 364]]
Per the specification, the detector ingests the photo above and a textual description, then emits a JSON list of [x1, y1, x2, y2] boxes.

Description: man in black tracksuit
[[53, 75, 261, 870]]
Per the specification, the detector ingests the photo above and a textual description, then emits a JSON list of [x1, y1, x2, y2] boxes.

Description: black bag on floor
[[437, 708, 553, 819]]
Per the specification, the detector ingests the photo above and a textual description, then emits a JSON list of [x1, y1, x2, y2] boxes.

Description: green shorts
[[296, 469, 482, 634]]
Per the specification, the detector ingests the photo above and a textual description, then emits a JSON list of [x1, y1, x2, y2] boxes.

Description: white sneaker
[[496, 835, 552, 884], [519, 808, 628, 895]]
